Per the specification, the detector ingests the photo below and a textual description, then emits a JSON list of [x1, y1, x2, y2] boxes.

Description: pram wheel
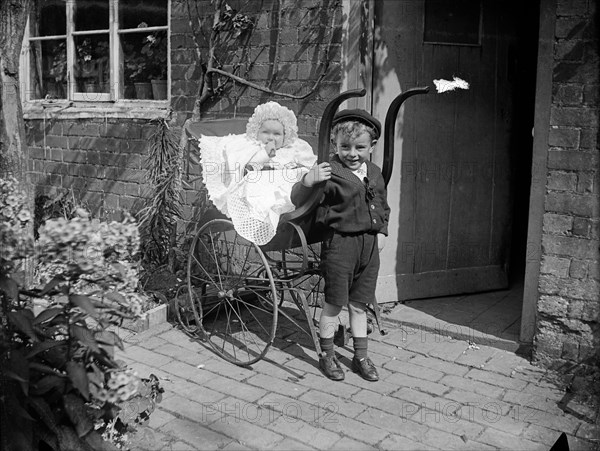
[[187, 218, 278, 366]]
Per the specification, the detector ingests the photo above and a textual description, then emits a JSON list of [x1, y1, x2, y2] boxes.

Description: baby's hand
[[265, 141, 277, 158], [302, 162, 332, 187]]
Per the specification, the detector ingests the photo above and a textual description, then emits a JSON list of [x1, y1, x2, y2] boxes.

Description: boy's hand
[[302, 162, 332, 187], [378, 234, 387, 253]]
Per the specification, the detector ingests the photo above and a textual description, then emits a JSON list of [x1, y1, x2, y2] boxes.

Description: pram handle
[[281, 88, 367, 224], [381, 86, 430, 187]]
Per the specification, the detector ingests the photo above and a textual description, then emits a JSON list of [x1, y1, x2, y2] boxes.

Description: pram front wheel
[[187, 218, 278, 366]]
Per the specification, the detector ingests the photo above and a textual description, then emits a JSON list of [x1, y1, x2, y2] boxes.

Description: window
[[25, 0, 169, 103], [424, 0, 481, 46]]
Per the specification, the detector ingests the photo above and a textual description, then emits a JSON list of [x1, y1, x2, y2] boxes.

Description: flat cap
[[332, 109, 381, 138]]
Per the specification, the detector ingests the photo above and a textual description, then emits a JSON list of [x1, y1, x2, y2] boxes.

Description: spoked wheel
[[187, 218, 278, 366]]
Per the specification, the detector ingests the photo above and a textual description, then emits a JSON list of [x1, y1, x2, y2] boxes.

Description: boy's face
[[257, 119, 285, 150], [335, 131, 375, 171]]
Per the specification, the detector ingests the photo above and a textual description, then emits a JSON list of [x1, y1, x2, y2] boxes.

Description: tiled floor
[[381, 279, 525, 353]]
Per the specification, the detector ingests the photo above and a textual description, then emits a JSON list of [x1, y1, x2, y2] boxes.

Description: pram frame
[[181, 87, 429, 366]]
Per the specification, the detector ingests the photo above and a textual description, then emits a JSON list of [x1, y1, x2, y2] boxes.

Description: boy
[[291, 109, 390, 381]]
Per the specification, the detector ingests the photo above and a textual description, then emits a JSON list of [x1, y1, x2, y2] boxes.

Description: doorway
[[371, 0, 539, 345]]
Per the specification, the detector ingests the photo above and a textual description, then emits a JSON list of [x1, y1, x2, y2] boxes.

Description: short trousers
[[320, 232, 380, 307]]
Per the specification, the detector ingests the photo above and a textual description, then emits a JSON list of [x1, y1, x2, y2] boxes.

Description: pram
[[178, 87, 429, 366]]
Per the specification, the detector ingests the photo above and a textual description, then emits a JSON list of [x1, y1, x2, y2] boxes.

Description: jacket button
[[371, 205, 375, 210], [372, 219, 377, 224]]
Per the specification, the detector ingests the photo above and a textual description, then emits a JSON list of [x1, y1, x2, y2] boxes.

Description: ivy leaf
[[63, 394, 94, 437], [40, 275, 64, 296], [8, 311, 38, 342], [71, 325, 101, 353], [66, 362, 90, 400], [0, 275, 19, 300], [95, 330, 124, 351], [31, 375, 66, 396], [29, 362, 64, 376], [33, 307, 64, 325], [69, 294, 98, 318], [25, 340, 66, 359]]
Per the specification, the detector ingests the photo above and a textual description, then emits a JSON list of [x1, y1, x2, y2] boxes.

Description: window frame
[[22, 0, 171, 118]]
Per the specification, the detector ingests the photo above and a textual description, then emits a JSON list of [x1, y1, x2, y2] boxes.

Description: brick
[[561, 339, 579, 360], [383, 359, 444, 382], [553, 84, 584, 104], [385, 372, 449, 396], [547, 171, 578, 193], [356, 408, 429, 443], [204, 375, 267, 402], [439, 375, 504, 399], [352, 388, 416, 418], [118, 344, 174, 367], [478, 427, 540, 450], [556, 0, 589, 15], [246, 373, 309, 397], [540, 255, 571, 277], [545, 192, 599, 217], [255, 392, 325, 424], [298, 389, 367, 419], [542, 235, 599, 260], [542, 213, 573, 234], [264, 416, 340, 449], [548, 150, 598, 171], [423, 427, 472, 450], [538, 274, 600, 301], [550, 106, 599, 128], [464, 368, 528, 391], [576, 172, 596, 193], [555, 40, 585, 61], [538, 295, 568, 316], [379, 435, 429, 451], [573, 217, 592, 236], [160, 419, 233, 449]]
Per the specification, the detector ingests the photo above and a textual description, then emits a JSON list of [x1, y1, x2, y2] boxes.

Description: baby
[[199, 102, 316, 244]]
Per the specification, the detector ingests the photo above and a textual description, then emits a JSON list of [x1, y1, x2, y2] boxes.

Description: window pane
[[75, 0, 109, 31], [31, 0, 66, 37], [122, 30, 167, 99], [119, 0, 168, 29], [29, 39, 67, 99], [74, 35, 110, 94], [424, 0, 481, 45]]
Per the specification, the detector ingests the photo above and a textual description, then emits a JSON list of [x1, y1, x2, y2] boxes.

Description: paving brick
[[423, 427, 472, 450], [522, 409, 582, 435], [147, 407, 178, 429], [203, 374, 267, 402], [329, 436, 378, 450], [160, 418, 234, 449], [368, 339, 414, 360], [221, 441, 253, 450], [468, 407, 528, 436], [167, 380, 226, 404], [352, 388, 419, 418], [154, 342, 208, 366], [440, 374, 505, 399], [129, 427, 176, 451], [270, 438, 316, 450], [160, 360, 216, 383], [319, 410, 391, 443], [207, 413, 284, 449], [246, 373, 310, 397], [576, 422, 600, 441], [383, 360, 445, 382], [120, 345, 175, 367], [444, 389, 514, 416], [158, 328, 207, 351], [565, 434, 597, 451], [502, 389, 564, 415], [523, 423, 565, 446], [520, 382, 566, 401], [427, 339, 472, 361], [464, 368, 529, 391], [299, 389, 367, 419], [138, 335, 169, 350], [480, 351, 531, 376], [414, 406, 485, 440], [199, 359, 256, 382], [293, 372, 363, 398], [265, 415, 341, 449], [477, 427, 543, 450], [391, 387, 448, 413], [409, 354, 470, 377], [257, 392, 325, 424], [385, 372, 449, 396], [355, 407, 429, 442], [160, 394, 219, 424], [378, 434, 429, 451]]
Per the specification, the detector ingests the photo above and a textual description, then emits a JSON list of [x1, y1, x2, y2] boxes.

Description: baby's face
[[257, 120, 285, 150], [335, 131, 374, 171]]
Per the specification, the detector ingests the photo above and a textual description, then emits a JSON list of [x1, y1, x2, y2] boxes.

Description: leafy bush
[[0, 177, 162, 451]]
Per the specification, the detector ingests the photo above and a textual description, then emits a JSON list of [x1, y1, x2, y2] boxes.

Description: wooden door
[[373, 0, 518, 300]]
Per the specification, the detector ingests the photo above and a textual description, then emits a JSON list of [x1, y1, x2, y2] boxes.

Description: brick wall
[[25, 0, 343, 225], [534, 0, 599, 368]]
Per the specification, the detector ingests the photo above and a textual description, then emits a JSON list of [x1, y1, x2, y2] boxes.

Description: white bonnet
[[245, 101, 299, 146]]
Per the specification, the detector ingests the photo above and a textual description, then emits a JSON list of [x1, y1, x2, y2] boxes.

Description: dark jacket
[[291, 155, 390, 236]]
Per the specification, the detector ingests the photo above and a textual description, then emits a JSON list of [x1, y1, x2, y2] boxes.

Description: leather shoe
[[351, 357, 379, 381], [319, 355, 345, 381]]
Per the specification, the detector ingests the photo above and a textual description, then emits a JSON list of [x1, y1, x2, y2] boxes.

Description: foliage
[[0, 178, 162, 451], [125, 24, 168, 82], [138, 118, 183, 269]]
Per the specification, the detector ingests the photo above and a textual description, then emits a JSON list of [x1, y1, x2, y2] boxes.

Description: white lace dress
[[199, 134, 316, 245]]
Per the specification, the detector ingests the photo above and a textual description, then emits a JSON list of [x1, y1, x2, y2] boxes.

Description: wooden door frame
[[521, 0, 556, 346]]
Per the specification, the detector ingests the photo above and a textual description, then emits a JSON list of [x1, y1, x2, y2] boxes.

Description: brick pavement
[[115, 320, 599, 450]]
